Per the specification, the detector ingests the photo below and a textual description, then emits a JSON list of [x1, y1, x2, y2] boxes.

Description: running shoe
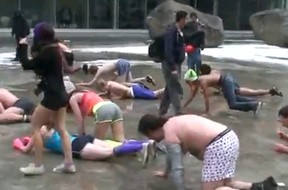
[[254, 102, 265, 116], [19, 163, 45, 176], [146, 75, 156, 86], [269, 86, 283, 97], [53, 163, 76, 174]]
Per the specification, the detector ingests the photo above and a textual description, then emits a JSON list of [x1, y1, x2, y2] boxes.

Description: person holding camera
[[18, 22, 81, 176]]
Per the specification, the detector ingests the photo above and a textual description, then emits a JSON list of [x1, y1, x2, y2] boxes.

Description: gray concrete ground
[[0, 56, 287, 190]]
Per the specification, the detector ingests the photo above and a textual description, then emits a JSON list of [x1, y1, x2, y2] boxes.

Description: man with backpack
[[158, 11, 187, 116]]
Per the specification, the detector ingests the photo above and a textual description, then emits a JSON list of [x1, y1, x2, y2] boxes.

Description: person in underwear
[[199, 64, 283, 97], [13, 125, 156, 167], [274, 105, 288, 154], [137, 113, 278, 190], [64, 80, 125, 142], [76, 59, 156, 86], [97, 80, 164, 100], [183, 69, 264, 116], [0, 88, 35, 124], [18, 22, 81, 176]]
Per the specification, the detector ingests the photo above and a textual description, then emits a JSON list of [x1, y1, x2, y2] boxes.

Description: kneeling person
[[138, 114, 278, 190]]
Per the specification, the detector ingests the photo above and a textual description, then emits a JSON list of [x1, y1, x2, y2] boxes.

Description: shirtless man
[[183, 69, 264, 115], [98, 80, 164, 100], [0, 88, 35, 124], [199, 64, 282, 97], [76, 59, 156, 86], [137, 114, 278, 190]]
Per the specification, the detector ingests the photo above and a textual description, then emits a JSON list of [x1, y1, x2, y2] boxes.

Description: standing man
[[184, 12, 205, 74], [159, 11, 187, 116], [11, 11, 30, 61]]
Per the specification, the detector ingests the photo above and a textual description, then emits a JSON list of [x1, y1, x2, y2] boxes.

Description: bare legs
[[238, 87, 269, 97], [94, 120, 125, 142], [202, 178, 252, 190], [80, 139, 114, 160], [154, 88, 165, 99]]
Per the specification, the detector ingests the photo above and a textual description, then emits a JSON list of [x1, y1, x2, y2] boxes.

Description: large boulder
[[250, 9, 288, 47], [146, 0, 224, 47]]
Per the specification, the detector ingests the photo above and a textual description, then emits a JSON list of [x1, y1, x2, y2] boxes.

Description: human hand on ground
[[274, 143, 288, 154], [277, 130, 287, 140], [153, 170, 168, 178]]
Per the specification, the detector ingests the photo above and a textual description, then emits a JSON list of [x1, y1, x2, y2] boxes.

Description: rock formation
[[146, 0, 224, 47]]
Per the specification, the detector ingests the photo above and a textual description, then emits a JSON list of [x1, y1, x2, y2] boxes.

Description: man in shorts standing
[[138, 114, 278, 190]]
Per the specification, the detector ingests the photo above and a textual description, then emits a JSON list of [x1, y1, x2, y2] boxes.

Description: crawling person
[[76, 59, 156, 86], [13, 125, 156, 166], [0, 88, 35, 124], [138, 113, 278, 190], [98, 79, 164, 100], [274, 105, 288, 155], [183, 69, 264, 116], [199, 64, 282, 97]]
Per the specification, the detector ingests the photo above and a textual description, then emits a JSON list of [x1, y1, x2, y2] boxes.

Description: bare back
[[199, 72, 221, 90], [164, 115, 227, 160], [106, 81, 131, 98], [0, 88, 19, 108]]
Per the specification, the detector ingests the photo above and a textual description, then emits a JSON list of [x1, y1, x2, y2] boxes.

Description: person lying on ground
[[64, 80, 125, 142], [138, 113, 278, 190], [76, 59, 156, 86], [0, 88, 35, 124], [13, 125, 156, 166], [274, 105, 288, 154], [199, 64, 283, 97], [183, 69, 265, 116], [97, 79, 164, 100]]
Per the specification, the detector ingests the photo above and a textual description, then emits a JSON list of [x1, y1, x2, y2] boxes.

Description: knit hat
[[184, 69, 198, 81], [33, 22, 55, 41]]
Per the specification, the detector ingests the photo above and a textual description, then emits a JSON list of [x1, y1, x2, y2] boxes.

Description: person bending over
[[138, 114, 278, 190], [77, 59, 156, 86], [0, 88, 35, 124], [64, 80, 125, 142], [199, 64, 282, 97], [98, 80, 164, 100], [13, 125, 156, 166], [183, 69, 264, 116]]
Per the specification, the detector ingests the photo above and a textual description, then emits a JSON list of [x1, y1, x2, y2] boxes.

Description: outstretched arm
[[183, 84, 199, 107], [77, 69, 103, 86], [201, 82, 210, 114], [69, 96, 85, 135]]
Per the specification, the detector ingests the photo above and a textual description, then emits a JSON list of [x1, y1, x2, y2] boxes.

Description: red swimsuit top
[[79, 91, 103, 116]]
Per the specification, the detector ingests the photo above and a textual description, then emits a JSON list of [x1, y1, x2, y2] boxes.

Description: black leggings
[[71, 135, 94, 159]]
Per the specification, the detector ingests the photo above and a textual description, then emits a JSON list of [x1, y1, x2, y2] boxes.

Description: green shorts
[[92, 101, 123, 124]]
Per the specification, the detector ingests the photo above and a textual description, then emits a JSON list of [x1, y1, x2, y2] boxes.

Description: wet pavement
[[0, 51, 288, 190]]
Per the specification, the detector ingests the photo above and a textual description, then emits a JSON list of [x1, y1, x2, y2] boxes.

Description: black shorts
[[41, 93, 69, 111], [71, 135, 95, 159], [13, 98, 35, 115]]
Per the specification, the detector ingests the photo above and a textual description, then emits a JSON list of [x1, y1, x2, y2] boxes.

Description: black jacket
[[11, 12, 30, 38]]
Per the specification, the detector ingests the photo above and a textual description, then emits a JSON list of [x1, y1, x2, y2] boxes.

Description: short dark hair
[[176, 11, 187, 22], [200, 64, 212, 75], [279, 105, 288, 118], [190, 12, 197, 18], [138, 114, 168, 135]]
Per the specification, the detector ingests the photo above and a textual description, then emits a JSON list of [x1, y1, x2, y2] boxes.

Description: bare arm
[[78, 69, 104, 86], [183, 84, 199, 107], [0, 102, 5, 113], [69, 96, 85, 134]]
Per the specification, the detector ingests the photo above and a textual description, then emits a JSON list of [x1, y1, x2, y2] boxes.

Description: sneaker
[[19, 163, 45, 176], [251, 176, 278, 190], [140, 143, 151, 167], [52, 163, 76, 174], [146, 75, 156, 86], [269, 86, 283, 97], [254, 102, 265, 116], [148, 140, 157, 159]]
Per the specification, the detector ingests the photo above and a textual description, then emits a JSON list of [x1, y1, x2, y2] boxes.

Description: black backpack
[[148, 35, 165, 63]]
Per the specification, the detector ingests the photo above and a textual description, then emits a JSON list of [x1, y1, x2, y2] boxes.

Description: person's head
[[190, 12, 198, 22], [199, 64, 212, 75], [176, 11, 188, 28], [33, 22, 55, 43], [184, 69, 199, 85], [138, 114, 168, 142], [278, 105, 288, 127]]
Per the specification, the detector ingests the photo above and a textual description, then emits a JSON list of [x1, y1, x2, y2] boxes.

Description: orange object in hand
[[185, 45, 195, 54]]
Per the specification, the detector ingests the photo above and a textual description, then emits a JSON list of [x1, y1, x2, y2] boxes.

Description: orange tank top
[[80, 91, 103, 116]]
